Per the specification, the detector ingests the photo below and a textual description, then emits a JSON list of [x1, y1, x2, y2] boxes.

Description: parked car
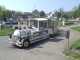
[[2, 22, 13, 28], [59, 18, 65, 21], [59, 18, 68, 21]]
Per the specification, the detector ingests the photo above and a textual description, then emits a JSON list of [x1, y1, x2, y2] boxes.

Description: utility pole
[[34, 6, 37, 18], [60, 7, 65, 26], [34, 6, 36, 10]]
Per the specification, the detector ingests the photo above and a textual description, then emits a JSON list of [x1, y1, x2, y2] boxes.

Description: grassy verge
[[62, 50, 80, 60], [62, 26, 80, 60], [71, 26, 80, 32], [71, 26, 80, 49], [0, 28, 14, 35], [71, 39, 80, 49], [62, 39, 80, 60], [58, 24, 63, 27]]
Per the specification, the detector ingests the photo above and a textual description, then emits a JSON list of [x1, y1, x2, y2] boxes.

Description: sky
[[0, 0, 80, 13]]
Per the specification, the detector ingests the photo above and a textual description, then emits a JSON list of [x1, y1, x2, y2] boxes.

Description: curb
[[0, 27, 14, 36], [0, 34, 8, 36], [60, 50, 79, 60], [0, 33, 12, 36]]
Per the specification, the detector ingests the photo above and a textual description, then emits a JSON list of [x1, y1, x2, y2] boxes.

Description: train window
[[48, 20, 54, 26], [30, 20, 38, 28], [39, 21, 44, 30], [54, 21, 58, 27], [39, 21, 47, 30], [44, 21, 47, 28]]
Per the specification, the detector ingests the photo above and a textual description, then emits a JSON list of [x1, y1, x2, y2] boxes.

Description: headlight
[[8, 34, 12, 39], [27, 32, 29, 35], [17, 37, 22, 42], [27, 31, 31, 35], [17, 37, 20, 40]]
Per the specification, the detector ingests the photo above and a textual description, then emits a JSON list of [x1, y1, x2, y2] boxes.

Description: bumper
[[9, 39, 23, 47]]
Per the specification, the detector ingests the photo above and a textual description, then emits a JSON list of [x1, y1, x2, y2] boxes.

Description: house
[[31, 10, 40, 18]]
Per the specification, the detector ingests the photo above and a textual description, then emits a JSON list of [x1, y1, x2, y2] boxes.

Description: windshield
[[39, 21, 47, 30], [48, 20, 54, 26], [29, 20, 38, 28]]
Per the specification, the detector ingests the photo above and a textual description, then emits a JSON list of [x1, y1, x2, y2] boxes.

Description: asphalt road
[[0, 24, 80, 60], [0, 35, 68, 60]]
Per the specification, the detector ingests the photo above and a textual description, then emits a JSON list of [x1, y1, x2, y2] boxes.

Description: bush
[[65, 22, 74, 25]]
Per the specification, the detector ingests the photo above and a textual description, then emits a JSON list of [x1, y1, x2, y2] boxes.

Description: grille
[[11, 36, 18, 43]]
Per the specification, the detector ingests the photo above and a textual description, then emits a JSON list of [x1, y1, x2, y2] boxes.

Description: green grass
[[62, 26, 80, 60], [58, 24, 63, 27], [71, 26, 80, 49], [71, 39, 80, 49], [0, 28, 15, 35], [71, 26, 80, 32], [62, 50, 80, 60], [58, 22, 74, 27]]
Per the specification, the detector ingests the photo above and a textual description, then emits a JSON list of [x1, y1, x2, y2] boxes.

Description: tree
[[67, 11, 73, 19], [3, 15, 7, 22], [4, 9, 12, 19], [71, 4, 80, 18], [54, 4, 80, 19], [54, 10, 61, 19], [39, 11, 45, 18], [62, 13, 68, 19], [15, 11, 23, 16], [0, 5, 6, 20], [0, 5, 12, 21], [76, 4, 80, 17], [0, 5, 12, 29]]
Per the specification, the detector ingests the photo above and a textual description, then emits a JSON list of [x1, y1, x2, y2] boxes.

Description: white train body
[[9, 26, 49, 47], [9, 12, 58, 48]]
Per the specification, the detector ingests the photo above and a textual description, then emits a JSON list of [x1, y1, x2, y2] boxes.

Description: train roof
[[29, 18, 57, 21], [29, 18, 48, 21]]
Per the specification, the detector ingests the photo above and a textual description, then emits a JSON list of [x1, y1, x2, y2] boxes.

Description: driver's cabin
[[27, 18, 58, 34], [27, 18, 48, 31]]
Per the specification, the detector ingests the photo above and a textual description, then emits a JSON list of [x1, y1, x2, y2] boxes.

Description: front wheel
[[23, 41, 30, 48]]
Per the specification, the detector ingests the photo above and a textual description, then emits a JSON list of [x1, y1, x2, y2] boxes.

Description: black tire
[[47, 35, 49, 39], [49, 34, 53, 38], [23, 40, 30, 48]]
